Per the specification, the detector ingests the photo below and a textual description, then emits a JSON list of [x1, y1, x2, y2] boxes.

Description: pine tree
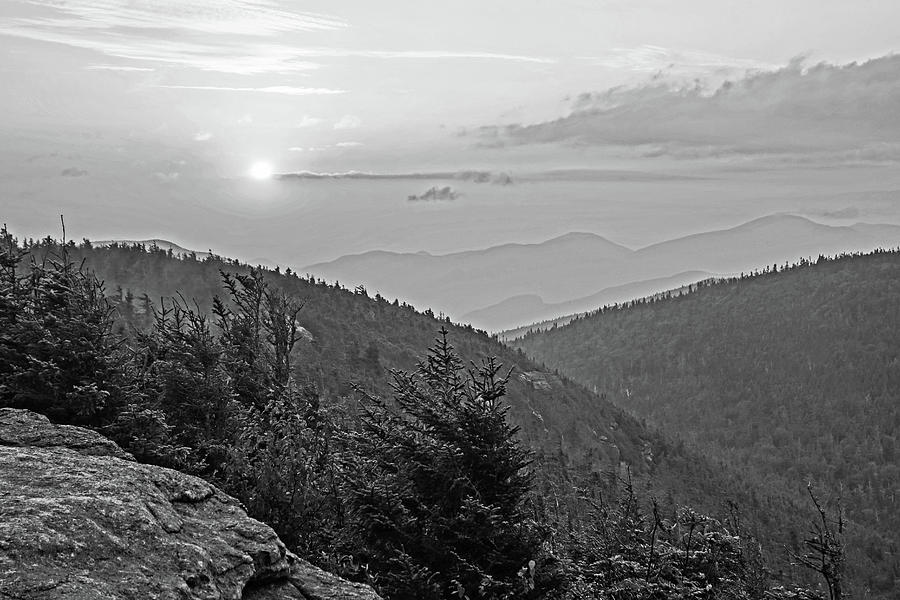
[[342, 328, 546, 599], [0, 230, 122, 425]]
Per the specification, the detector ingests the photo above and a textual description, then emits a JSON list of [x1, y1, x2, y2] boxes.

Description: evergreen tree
[[342, 328, 547, 599], [0, 229, 123, 425], [121, 295, 235, 470]]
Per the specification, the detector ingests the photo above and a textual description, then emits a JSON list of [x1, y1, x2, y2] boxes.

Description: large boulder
[[0, 408, 380, 600]]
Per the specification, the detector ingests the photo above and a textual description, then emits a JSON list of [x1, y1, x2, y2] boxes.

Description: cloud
[[0, 1, 340, 74], [485, 54, 900, 163], [158, 85, 345, 95], [61, 167, 88, 177], [288, 142, 363, 151], [334, 115, 361, 129], [0, 2, 552, 78], [408, 186, 459, 202], [85, 64, 156, 72], [193, 132, 213, 141], [808, 207, 860, 219], [11, 1, 347, 37], [277, 170, 510, 183], [282, 47, 556, 64], [296, 115, 323, 128], [0, 24, 324, 73], [579, 45, 774, 74], [154, 171, 180, 183]]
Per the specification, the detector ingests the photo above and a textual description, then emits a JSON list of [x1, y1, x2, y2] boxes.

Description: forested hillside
[[58, 239, 767, 524], [65, 238, 650, 475], [0, 231, 845, 598], [516, 250, 900, 595]]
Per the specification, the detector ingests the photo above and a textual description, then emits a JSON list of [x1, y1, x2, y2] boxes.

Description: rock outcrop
[[0, 408, 380, 600]]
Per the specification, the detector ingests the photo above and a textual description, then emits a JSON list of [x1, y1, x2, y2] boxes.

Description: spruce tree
[[0, 230, 122, 425], [342, 328, 545, 599]]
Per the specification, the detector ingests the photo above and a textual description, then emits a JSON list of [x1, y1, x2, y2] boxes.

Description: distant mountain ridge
[[465, 270, 716, 333], [303, 214, 900, 331], [497, 274, 717, 341], [93, 239, 283, 269], [93, 239, 212, 261]]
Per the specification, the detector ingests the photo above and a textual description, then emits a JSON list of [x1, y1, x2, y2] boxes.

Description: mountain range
[[36, 239, 835, 589], [302, 214, 900, 331]]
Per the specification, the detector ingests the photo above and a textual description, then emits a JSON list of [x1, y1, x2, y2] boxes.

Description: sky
[[2, 0, 900, 261]]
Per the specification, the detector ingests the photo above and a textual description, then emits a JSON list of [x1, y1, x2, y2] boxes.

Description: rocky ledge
[[0, 408, 380, 600]]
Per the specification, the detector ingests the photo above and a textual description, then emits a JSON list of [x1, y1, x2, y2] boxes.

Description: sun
[[248, 161, 274, 180]]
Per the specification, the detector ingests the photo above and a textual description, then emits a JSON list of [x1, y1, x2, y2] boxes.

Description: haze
[[3, 0, 900, 277]]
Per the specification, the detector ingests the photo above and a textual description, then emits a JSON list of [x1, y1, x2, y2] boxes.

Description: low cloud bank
[[481, 55, 900, 164], [277, 170, 513, 184]]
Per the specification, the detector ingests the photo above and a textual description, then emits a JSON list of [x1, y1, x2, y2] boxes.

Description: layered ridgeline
[[8, 236, 840, 593], [303, 214, 900, 331], [515, 250, 900, 596]]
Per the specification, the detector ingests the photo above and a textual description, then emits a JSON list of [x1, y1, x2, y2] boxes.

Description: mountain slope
[[44, 240, 835, 590], [58, 242, 686, 481], [303, 215, 900, 330], [515, 250, 900, 595]]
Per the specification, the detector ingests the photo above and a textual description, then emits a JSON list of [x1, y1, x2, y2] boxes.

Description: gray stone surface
[[0, 408, 380, 600]]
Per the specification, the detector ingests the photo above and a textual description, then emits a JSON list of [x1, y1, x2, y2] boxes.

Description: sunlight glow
[[249, 161, 274, 180]]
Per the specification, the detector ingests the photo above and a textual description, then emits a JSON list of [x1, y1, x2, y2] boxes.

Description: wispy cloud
[[193, 132, 213, 141], [281, 47, 556, 64], [289, 142, 363, 152], [0, 24, 324, 74], [155, 171, 180, 183], [296, 115, 323, 128], [85, 64, 156, 72], [14, 1, 347, 36], [0, 1, 339, 74], [0, 1, 553, 78], [158, 85, 346, 96], [334, 115, 361, 129]]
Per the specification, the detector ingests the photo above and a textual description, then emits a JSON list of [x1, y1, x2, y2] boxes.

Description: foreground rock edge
[[0, 408, 380, 600]]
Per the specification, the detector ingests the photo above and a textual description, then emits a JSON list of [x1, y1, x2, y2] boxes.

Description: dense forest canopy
[[0, 228, 849, 599], [516, 249, 900, 596]]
